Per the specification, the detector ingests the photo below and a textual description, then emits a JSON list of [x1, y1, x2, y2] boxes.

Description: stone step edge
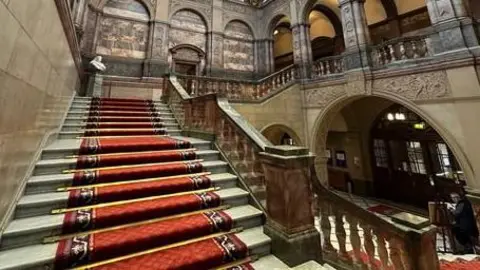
[[35, 149, 220, 168], [0, 226, 269, 270]]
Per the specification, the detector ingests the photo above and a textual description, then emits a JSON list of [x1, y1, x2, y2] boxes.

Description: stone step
[[57, 129, 183, 139], [16, 183, 245, 220], [0, 226, 270, 270], [69, 104, 171, 112], [63, 116, 178, 125], [61, 122, 180, 132], [2, 202, 260, 251], [40, 136, 212, 160], [66, 110, 175, 118], [33, 149, 220, 176], [26, 160, 231, 196]]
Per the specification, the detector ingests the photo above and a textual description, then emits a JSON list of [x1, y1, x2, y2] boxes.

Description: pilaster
[[292, 24, 313, 78], [259, 146, 322, 267], [425, 0, 479, 54]]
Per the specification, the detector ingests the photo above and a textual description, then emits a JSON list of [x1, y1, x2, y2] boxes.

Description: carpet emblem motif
[[191, 176, 209, 188], [69, 235, 90, 264], [79, 171, 99, 185], [72, 210, 94, 231], [214, 235, 247, 262], [205, 211, 229, 231], [197, 192, 217, 208], [84, 138, 100, 154]]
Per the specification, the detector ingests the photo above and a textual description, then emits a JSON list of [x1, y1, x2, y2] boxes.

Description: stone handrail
[[312, 55, 345, 79], [175, 64, 298, 101], [372, 35, 432, 68], [165, 75, 272, 208], [310, 167, 440, 270]]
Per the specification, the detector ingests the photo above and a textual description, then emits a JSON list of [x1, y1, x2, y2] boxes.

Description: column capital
[[338, 0, 365, 6]]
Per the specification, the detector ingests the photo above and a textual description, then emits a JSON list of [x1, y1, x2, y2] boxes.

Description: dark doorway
[[174, 63, 197, 95], [370, 105, 465, 208]]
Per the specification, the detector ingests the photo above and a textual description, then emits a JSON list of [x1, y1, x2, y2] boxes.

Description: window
[[406, 141, 427, 174], [373, 139, 388, 168], [436, 143, 453, 177]]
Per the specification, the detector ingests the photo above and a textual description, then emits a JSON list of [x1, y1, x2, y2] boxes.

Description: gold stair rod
[[57, 172, 211, 192], [51, 187, 220, 214], [69, 227, 244, 270], [44, 205, 231, 243], [76, 134, 170, 139], [66, 148, 197, 158], [63, 159, 204, 173]]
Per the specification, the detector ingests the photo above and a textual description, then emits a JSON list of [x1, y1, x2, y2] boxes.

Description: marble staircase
[[0, 96, 330, 270]]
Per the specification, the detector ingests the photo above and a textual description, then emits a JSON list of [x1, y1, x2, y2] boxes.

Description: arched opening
[[224, 20, 255, 73], [168, 9, 208, 75], [367, 0, 432, 44], [307, 5, 344, 61], [261, 124, 302, 146], [270, 15, 294, 71], [96, 0, 150, 59], [315, 96, 467, 210]]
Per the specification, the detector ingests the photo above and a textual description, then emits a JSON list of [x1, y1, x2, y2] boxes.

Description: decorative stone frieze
[[305, 84, 347, 108]]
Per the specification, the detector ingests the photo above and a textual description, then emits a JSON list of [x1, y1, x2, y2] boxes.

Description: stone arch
[[261, 123, 303, 146], [301, 0, 341, 25], [224, 19, 257, 40], [310, 4, 343, 37], [168, 9, 208, 55], [169, 8, 209, 32], [310, 93, 475, 189], [96, 0, 153, 19], [169, 44, 206, 75], [266, 13, 292, 38]]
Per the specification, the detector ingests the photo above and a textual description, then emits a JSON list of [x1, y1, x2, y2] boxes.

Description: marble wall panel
[[104, 0, 149, 21], [171, 10, 207, 32], [223, 21, 254, 71], [169, 29, 207, 52], [96, 17, 149, 59], [0, 0, 78, 226]]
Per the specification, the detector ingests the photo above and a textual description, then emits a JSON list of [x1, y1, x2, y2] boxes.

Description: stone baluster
[[320, 201, 335, 253], [388, 44, 397, 62], [360, 223, 376, 268], [388, 237, 405, 270], [399, 41, 407, 60], [412, 40, 419, 59], [346, 215, 363, 266], [325, 61, 331, 75], [375, 230, 390, 269], [334, 209, 348, 260]]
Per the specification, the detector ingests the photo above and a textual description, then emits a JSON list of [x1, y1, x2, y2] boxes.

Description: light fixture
[[387, 113, 394, 121], [273, 29, 279, 35], [414, 122, 426, 130]]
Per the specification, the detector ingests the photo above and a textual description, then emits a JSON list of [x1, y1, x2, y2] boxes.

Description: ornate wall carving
[[96, 17, 149, 59], [169, 10, 207, 52], [152, 23, 167, 59], [305, 84, 347, 108], [223, 21, 255, 71], [103, 0, 149, 21], [373, 71, 452, 100]]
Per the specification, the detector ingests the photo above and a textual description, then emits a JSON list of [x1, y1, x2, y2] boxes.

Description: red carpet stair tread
[[43, 97, 254, 269]]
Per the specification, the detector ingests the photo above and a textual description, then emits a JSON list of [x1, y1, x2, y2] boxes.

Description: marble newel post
[[339, 0, 372, 70], [259, 146, 322, 267], [425, 0, 479, 54]]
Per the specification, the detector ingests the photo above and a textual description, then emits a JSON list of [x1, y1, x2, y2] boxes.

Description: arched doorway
[[261, 124, 302, 146], [315, 96, 467, 209], [307, 5, 344, 61], [269, 15, 294, 71]]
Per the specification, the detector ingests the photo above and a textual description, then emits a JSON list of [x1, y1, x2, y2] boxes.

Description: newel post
[[259, 146, 322, 266], [183, 99, 192, 130]]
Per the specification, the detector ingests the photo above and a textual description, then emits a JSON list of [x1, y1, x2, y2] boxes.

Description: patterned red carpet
[[51, 97, 251, 269], [440, 258, 480, 270]]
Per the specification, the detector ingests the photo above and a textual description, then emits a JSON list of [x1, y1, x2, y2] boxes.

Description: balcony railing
[[312, 55, 345, 79], [372, 36, 432, 68], [175, 64, 298, 101]]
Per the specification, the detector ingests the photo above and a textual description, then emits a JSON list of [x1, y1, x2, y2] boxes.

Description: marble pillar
[[291, 24, 313, 78], [425, 0, 479, 54], [260, 146, 322, 267], [207, 32, 224, 77], [339, 0, 372, 70]]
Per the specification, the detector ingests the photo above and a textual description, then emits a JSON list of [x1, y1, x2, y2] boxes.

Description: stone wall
[[223, 21, 254, 72], [231, 85, 306, 146], [0, 0, 79, 229]]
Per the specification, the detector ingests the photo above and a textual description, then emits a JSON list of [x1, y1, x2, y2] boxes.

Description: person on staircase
[[448, 192, 479, 254]]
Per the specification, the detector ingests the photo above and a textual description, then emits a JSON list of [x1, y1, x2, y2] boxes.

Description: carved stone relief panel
[[174, 48, 201, 62], [96, 17, 149, 59], [223, 21, 255, 71], [430, 0, 455, 23], [304, 84, 347, 108], [171, 10, 207, 33], [152, 23, 167, 59], [103, 0, 150, 21], [373, 71, 452, 100], [169, 29, 207, 52], [342, 4, 356, 48]]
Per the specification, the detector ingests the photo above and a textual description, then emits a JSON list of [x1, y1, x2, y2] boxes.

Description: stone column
[[207, 32, 224, 77], [87, 73, 104, 97], [267, 39, 275, 73], [255, 39, 270, 75], [339, 0, 372, 70], [259, 146, 322, 267], [291, 23, 313, 78], [425, 0, 479, 54]]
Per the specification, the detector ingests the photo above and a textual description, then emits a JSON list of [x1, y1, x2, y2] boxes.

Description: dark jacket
[[453, 199, 479, 238]]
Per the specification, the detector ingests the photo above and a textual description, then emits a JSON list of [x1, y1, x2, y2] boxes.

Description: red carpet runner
[[53, 97, 252, 269]]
